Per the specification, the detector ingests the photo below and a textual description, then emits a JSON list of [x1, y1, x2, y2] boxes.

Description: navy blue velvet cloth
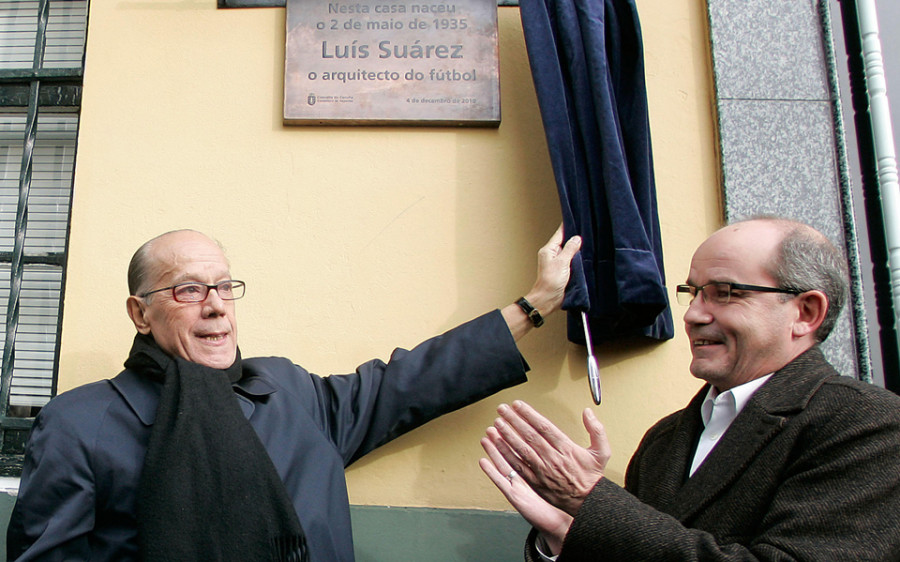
[[520, 0, 674, 343]]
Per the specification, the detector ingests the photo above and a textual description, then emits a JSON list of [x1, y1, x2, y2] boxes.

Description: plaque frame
[[283, 0, 502, 127]]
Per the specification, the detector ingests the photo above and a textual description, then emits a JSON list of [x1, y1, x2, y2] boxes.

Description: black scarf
[[127, 334, 308, 561]]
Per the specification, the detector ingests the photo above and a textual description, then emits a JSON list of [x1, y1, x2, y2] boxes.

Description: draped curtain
[[519, 0, 674, 344]]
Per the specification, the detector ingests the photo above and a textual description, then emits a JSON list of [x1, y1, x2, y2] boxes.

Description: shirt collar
[[701, 374, 773, 427]]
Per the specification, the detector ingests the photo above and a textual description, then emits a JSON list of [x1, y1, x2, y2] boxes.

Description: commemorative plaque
[[284, 0, 500, 126]]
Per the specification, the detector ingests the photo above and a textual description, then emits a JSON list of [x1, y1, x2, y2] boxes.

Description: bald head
[[128, 230, 227, 297], [684, 217, 845, 389], [125, 230, 239, 368], [727, 218, 847, 341]]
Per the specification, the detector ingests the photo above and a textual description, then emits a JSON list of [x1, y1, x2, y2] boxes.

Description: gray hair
[[740, 217, 848, 342], [127, 238, 159, 297]]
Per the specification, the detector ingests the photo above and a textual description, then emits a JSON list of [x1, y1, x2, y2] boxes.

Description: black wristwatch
[[515, 297, 545, 328]]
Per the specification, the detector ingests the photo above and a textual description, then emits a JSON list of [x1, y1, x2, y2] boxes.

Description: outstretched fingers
[[510, 400, 577, 452], [484, 426, 538, 484], [490, 401, 608, 516], [480, 436, 523, 493], [583, 408, 612, 465], [479, 436, 574, 553], [493, 404, 554, 466]]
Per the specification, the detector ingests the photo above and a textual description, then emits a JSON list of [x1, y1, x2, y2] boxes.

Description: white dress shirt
[[689, 374, 773, 476]]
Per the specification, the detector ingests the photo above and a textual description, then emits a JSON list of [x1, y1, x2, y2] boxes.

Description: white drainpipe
[[855, 0, 900, 344]]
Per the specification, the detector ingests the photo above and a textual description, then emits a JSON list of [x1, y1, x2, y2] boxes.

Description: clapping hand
[[479, 434, 573, 554], [483, 401, 611, 516]]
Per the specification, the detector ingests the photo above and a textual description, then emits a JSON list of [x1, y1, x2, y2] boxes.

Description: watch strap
[[515, 297, 545, 328]]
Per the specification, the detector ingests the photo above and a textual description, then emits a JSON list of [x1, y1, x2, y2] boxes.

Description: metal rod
[[0, 0, 49, 431], [580, 311, 601, 405]]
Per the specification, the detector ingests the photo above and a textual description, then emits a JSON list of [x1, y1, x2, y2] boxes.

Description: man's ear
[[792, 290, 828, 339], [126, 296, 152, 335]]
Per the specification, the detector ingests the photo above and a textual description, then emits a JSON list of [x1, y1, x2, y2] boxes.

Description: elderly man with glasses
[[480, 217, 900, 561], [7, 227, 582, 562]]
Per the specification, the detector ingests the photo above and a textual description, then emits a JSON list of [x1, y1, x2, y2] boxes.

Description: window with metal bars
[[0, 0, 86, 473]]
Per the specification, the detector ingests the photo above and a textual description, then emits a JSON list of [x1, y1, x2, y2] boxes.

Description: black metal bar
[[0, 0, 50, 439], [32, 0, 50, 71], [0, 68, 80, 84], [0, 455, 25, 476], [0, 253, 66, 266], [0, 83, 82, 108], [0, 80, 40, 422], [0, 417, 36, 431]]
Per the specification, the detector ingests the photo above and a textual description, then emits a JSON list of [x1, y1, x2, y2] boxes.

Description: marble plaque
[[284, 0, 500, 126]]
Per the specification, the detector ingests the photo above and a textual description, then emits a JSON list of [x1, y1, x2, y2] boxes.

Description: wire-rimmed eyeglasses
[[675, 282, 803, 306], [140, 280, 246, 303]]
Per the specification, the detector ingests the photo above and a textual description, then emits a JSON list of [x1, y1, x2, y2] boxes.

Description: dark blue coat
[[7, 311, 528, 562], [520, 0, 674, 343]]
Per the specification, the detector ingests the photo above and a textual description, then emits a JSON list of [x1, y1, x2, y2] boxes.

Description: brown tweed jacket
[[528, 346, 900, 561]]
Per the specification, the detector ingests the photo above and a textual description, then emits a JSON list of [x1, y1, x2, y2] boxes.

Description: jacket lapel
[[110, 368, 162, 426], [646, 390, 706, 509], [665, 347, 836, 522]]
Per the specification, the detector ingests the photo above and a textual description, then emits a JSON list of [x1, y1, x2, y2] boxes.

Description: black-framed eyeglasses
[[675, 282, 803, 306], [140, 280, 246, 303]]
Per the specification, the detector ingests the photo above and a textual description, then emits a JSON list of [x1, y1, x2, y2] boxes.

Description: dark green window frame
[[0, 0, 86, 474]]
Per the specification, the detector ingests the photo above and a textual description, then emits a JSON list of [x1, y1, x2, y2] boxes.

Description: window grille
[[0, 0, 86, 472]]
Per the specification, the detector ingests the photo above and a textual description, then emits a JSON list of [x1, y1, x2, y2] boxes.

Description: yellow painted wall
[[59, 0, 720, 511]]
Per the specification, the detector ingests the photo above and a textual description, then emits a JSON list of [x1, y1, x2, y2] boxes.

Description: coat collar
[[666, 346, 837, 521], [110, 363, 279, 426]]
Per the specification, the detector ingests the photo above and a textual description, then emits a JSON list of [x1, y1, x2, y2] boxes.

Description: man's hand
[[480, 436, 573, 555], [526, 223, 582, 316], [502, 224, 581, 341], [485, 401, 610, 516]]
